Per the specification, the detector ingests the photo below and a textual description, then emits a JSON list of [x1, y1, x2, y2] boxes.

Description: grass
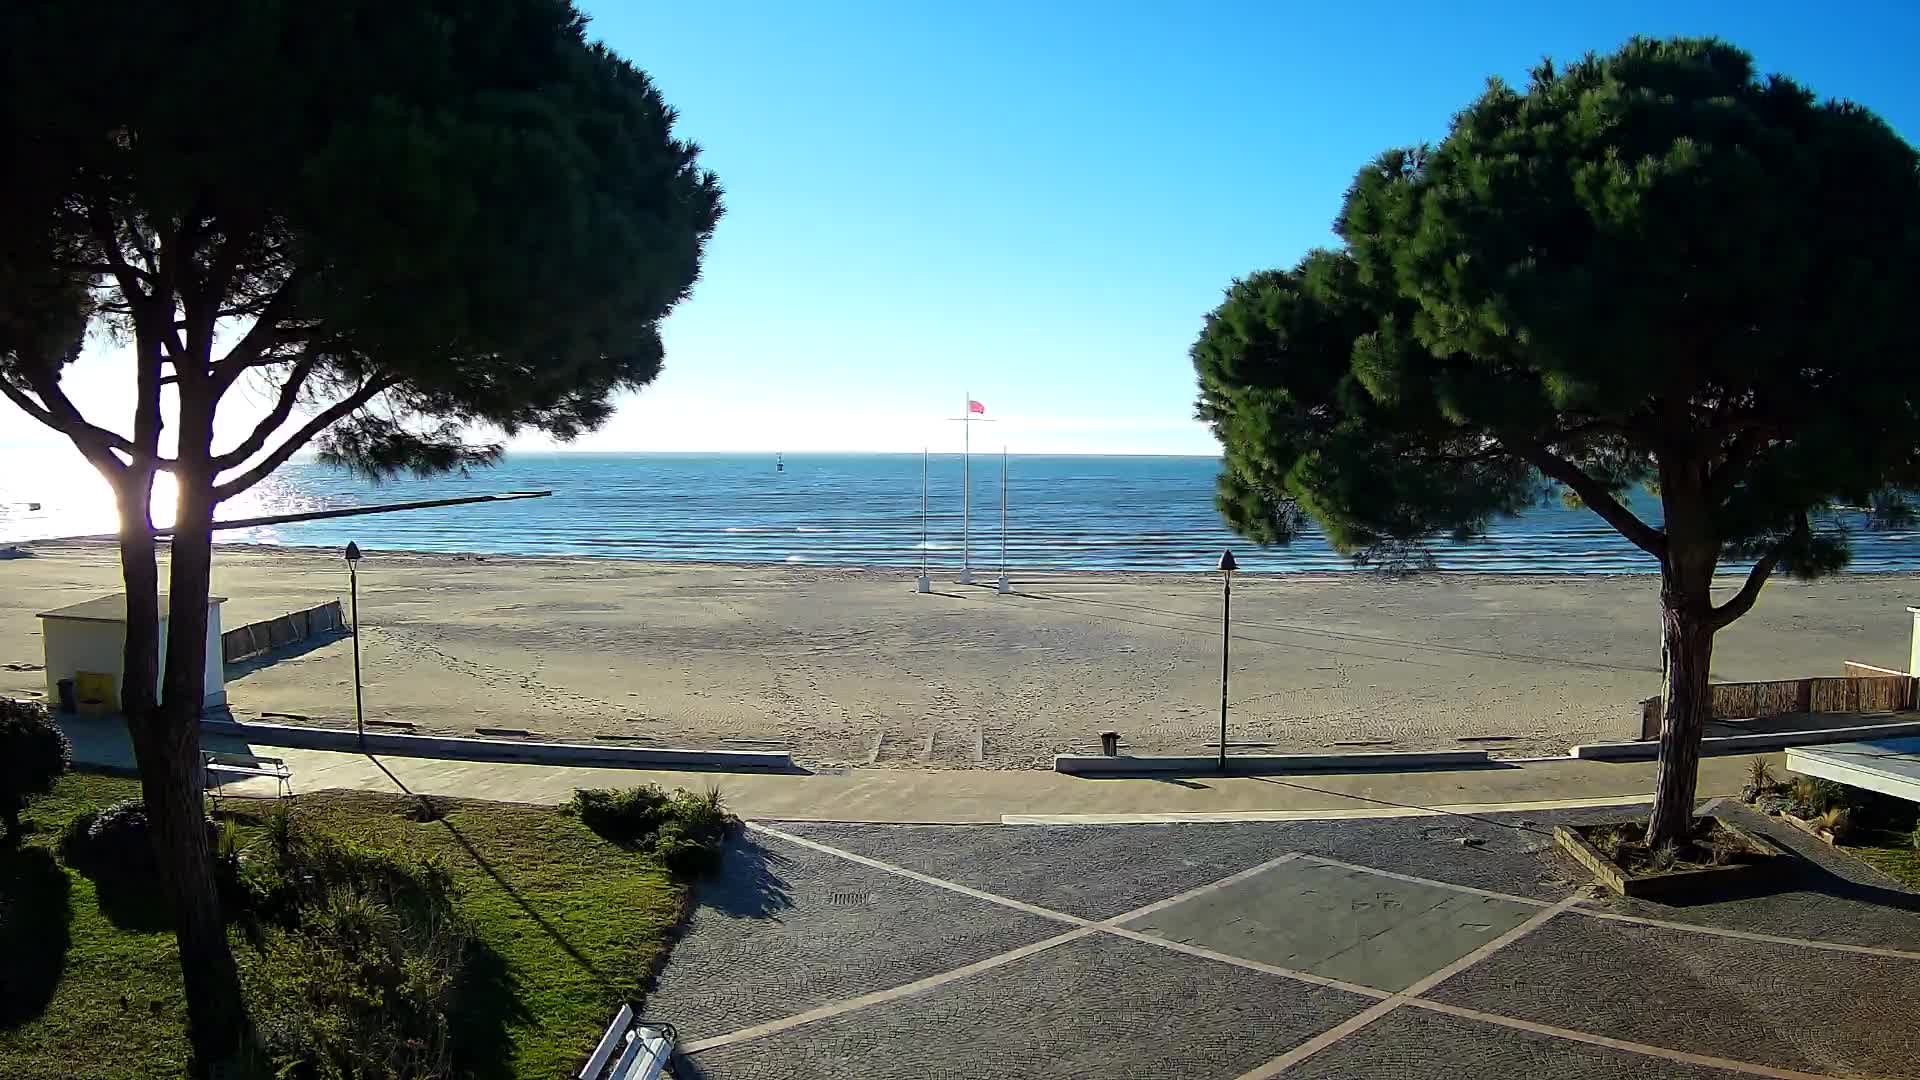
[[1844, 828, 1920, 891], [0, 774, 688, 1079]]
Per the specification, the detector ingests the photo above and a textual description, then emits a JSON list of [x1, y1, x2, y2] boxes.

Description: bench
[[579, 1004, 676, 1080], [203, 752, 294, 802]]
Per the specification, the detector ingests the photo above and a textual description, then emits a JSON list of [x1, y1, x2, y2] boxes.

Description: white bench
[[579, 1004, 676, 1080], [203, 752, 294, 802]]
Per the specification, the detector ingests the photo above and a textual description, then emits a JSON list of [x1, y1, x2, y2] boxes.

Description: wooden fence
[[1638, 662, 1915, 738], [222, 599, 347, 665]]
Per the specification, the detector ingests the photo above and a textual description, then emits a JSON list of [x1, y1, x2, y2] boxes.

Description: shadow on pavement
[[699, 835, 795, 919]]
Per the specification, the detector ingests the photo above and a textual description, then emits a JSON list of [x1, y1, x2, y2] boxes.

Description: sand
[[3, 542, 1915, 768]]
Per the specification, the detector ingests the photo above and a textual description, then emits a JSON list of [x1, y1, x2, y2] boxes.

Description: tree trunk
[[151, 440, 258, 1075], [1645, 556, 1717, 849]]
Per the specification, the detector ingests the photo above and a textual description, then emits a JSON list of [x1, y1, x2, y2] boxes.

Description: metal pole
[[1001, 447, 1008, 574], [1219, 572, 1231, 772], [350, 563, 365, 749], [961, 391, 972, 583], [916, 448, 931, 593]]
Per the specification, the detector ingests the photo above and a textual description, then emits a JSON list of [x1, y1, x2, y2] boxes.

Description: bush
[[243, 821, 467, 1080], [60, 799, 157, 878], [567, 784, 737, 878], [568, 785, 671, 845], [1788, 775, 1850, 816], [0, 697, 70, 839]]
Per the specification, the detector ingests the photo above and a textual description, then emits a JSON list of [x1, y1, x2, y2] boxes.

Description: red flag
[[968, 400, 986, 415]]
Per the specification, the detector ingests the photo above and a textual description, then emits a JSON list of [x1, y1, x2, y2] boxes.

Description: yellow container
[[74, 671, 117, 714]]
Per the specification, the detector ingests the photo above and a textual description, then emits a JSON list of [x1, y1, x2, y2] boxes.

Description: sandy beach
[[3, 542, 1916, 767]]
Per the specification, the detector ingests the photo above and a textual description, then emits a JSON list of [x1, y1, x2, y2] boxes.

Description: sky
[[9, 0, 1920, 459]]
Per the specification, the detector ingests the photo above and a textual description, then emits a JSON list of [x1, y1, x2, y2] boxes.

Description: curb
[[1570, 719, 1920, 761], [197, 717, 794, 772], [1052, 749, 1492, 776]]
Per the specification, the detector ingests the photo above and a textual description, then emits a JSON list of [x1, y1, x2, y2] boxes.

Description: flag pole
[[960, 390, 973, 584], [997, 445, 1011, 594], [916, 447, 931, 593]]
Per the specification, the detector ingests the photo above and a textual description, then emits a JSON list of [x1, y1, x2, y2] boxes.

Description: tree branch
[[84, 201, 152, 307], [212, 374, 397, 500], [1708, 515, 1803, 631], [211, 352, 321, 469], [1707, 427, 1774, 505], [210, 269, 308, 392], [0, 371, 167, 477], [1520, 444, 1668, 558]]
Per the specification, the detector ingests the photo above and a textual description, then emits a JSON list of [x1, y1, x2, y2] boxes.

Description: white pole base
[[959, 570, 975, 585], [915, 575, 931, 594], [996, 574, 1011, 594]]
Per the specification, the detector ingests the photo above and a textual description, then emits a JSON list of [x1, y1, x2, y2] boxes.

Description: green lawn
[[0, 773, 687, 1079], [1846, 829, 1920, 891]]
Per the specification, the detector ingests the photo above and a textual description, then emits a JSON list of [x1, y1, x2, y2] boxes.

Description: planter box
[[1554, 816, 1791, 902]]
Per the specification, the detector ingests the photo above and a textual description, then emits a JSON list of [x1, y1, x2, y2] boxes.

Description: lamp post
[[1216, 549, 1237, 772], [345, 542, 364, 749]]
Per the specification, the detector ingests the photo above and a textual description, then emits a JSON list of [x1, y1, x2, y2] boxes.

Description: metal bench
[[579, 1004, 676, 1080], [203, 752, 294, 802]]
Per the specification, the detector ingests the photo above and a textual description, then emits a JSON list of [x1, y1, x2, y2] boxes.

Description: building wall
[[40, 601, 227, 711]]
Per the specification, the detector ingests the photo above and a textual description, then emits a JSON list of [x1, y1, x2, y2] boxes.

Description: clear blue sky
[[14, 1, 1920, 458], [563, 0, 1920, 454]]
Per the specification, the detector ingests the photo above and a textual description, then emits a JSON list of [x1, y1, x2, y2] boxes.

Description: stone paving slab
[[680, 932, 1375, 1080], [1123, 859, 1539, 992], [1287, 1006, 1759, 1080], [776, 809, 1593, 921], [776, 820, 1298, 919], [1427, 912, 1920, 1079], [644, 833, 1069, 1042]]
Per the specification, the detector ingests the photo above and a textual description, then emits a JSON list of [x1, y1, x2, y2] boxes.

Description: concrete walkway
[[64, 714, 1770, 823]]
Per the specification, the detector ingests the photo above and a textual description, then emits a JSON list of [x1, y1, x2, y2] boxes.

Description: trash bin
[[56, 678, 76, 714], [1100, 730, 1120, 756]]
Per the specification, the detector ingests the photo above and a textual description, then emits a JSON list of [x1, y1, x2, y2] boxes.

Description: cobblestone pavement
[[645, 803, 1920, 1079]]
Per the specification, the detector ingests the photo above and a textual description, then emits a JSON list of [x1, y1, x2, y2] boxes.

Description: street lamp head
[[345, 541, 362, 563], [1216, 549, 1238, 574]]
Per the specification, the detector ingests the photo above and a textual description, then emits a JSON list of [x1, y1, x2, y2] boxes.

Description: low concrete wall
[[1054, 749, 1492, 776], [197, 717, 794, 772], [1574, 718, 1920, 761]]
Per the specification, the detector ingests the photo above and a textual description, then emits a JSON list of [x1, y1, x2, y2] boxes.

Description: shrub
[[60, 799, 157, 878], [568, 784, 738, 879], [1788, 775, 1850, 816], [1815, 806, 1854, 843], [568, 785, 671, 846], [0, 697, 70, 839], [243, 822, 467, 1080]]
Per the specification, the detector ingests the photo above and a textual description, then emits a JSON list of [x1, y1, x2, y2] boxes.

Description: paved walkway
[[653, 804, 1920, 1079], [64, 714, 1768, 824], [63, 715, 1920, 1076]]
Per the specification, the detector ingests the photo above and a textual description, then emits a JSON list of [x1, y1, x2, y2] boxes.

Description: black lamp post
[[345, 542, 364, 748], [1217, 548, 1237, 772]]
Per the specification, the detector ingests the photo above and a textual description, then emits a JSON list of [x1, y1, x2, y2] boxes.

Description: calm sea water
[[5, 452, 1920, 574]]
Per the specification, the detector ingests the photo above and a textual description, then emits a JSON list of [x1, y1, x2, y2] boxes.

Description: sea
[[4, 451, 1920, 574]]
